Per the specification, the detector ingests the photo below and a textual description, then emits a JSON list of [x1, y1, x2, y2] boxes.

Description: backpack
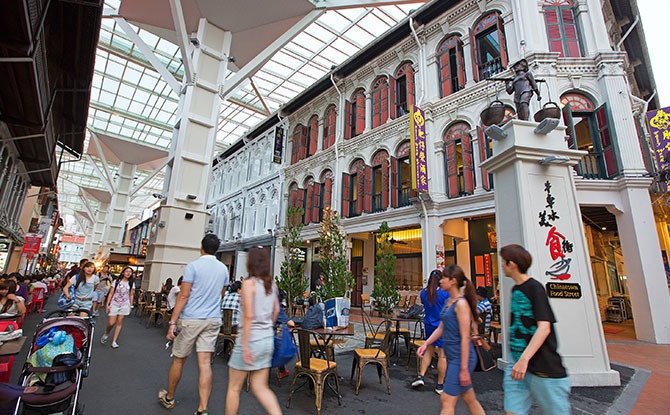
[[45, 352, 80, 386], [399, 304, 424, 319], [301, 304, 324, 330]]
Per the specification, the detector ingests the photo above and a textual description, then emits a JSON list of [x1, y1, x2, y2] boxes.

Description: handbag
[[271, 324, 297, 368], [57, 286, 75, 310], [471, 335, 496, 372]]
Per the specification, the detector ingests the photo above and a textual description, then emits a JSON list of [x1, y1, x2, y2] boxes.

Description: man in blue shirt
[[158, 234, 229, 415], [476, 287, 492, 335]]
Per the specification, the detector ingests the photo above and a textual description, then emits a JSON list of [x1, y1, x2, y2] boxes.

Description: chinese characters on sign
[[538, 181, 574, 280], [410, 106, 429, 192], [272, 126, 284, 164], [646, 107, 670, 190]]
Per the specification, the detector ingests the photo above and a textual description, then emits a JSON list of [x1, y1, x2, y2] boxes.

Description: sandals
[[158, 389, 174, 409], [195, 410, 208, 415]]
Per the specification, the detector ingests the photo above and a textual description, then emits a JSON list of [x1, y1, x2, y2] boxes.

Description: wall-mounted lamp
[[539, 155, 571, 165], [534, 118, 560, 135], [158, 221, 166, 228], [152, 193, 167, 200], [485, 125, 507, 141], [185, 213, 194, 220], [186, 194, 197, 200]]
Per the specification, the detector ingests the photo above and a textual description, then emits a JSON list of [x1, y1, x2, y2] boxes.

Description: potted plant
[[372, 222, 400, 316], [317, 207, 354, 327], [276, 206, 308, 316]]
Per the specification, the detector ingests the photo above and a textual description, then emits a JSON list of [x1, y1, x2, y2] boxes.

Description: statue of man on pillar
[[505, 59, 541, 121]]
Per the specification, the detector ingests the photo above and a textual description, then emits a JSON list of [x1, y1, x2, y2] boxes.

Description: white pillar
[[421, 214, 442, 284], [365, 91, 372, 132], [615, 180, 670, 343], [144, 19, 232, 291], [103, 161, 136, 249], [91, 202, 109, 255], [481, 120, 620, 386]]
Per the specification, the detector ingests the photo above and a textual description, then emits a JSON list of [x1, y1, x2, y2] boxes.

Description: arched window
[[393, 62, 415, 117], [288, 182, 305, 225], [371, 76, 390, 128], [303, 176, 315, 225], [291, 124, 307, 163], [306, 115, 319, 157], [342, 158, 368, 217], [444, 122, 474, 198], [323, 104, 337, 150], [391, 141, 414, 207], [345, 88, 366, 139], [437, 35, 466, 97], [561, 92, 619, 178], [471, 11, 508, 81], [371, 150, 390, 212], [543, 0, 582, 57]]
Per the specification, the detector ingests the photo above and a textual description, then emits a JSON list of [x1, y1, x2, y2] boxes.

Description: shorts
[[108, 304, 131, 316], [228, 335, 274, 371], [93, 291, 106, 303], [424, 324, 443, 348], [74, 298, 92, 311], [172, 318, 221, 358], [503, 360, 571, 415]]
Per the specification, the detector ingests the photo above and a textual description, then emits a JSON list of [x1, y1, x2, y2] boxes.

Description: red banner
[[22, 234, 42, 255]]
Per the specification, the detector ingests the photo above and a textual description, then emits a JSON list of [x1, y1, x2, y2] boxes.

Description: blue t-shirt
[[420, 287, 449, 328], [181, 255, 229, 319]]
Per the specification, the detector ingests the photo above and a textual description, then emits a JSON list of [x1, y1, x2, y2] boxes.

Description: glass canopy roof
[[57, 0, 427, 232]]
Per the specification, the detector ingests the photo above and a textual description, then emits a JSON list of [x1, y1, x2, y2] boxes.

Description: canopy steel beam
[[169, 0, 195, 85], [313, 0, 421, 9], [89, 129, 117, 193], [114, 17, 182, 95], [130, 157, 170, 197], [219, 9, 324, 99], [85, 155, 115, 196], [250, 79, 271, 116]]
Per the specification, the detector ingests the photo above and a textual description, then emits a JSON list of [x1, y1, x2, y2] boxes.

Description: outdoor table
[[0, 337, 27, 356], [389, 315, 421, 365]]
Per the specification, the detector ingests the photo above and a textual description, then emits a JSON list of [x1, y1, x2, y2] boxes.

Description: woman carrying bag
[[225, 246, 282, 415], [63, 261, 99, 316]]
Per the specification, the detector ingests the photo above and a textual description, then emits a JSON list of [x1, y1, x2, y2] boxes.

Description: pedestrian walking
[[417, 265, 485, 415], [158, 234, 229, 415], [500, 244, 570, 415], [225, 246, 282, 415], [412, 269, 449, 394], [63, 261, 99, 316], [92, 265, 113, 317], [100, 266, 134, 348]]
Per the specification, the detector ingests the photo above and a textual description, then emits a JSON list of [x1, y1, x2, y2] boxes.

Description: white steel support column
[[103, 161, 136, 249], [144, 19, 232, 291], [420, 213, 442, 284], [91, 202, 109, 255]]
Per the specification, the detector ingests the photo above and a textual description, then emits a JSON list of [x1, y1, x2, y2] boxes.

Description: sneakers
[[100, 334, 109, 344], [194, 411, 208, 415], [278, 369, 290, 379], [411, 376, 425, 389], [435, 384, 444, 395], [158, 389, 174, 409], [111, 341, 119, 349]]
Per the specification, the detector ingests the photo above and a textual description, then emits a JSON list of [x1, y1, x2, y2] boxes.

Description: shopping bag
[[271, 324, 297, 368]]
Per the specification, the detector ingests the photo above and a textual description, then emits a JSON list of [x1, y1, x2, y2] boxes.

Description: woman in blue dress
[[417, 265, 485, 414]]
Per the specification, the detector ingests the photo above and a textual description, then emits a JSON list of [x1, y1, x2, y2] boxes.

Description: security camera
[[152, 193, 166, 200], [534, 118, 560, 135], [186, 194, 197, 200]]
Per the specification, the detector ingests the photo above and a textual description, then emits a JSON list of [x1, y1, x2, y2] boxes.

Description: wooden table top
[[310, 325, 355, 336], [0, 336, 27, 356]]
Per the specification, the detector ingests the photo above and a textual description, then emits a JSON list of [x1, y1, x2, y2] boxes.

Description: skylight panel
[[358, 13, 391, 36], [319, 10, 353, 32], [343, 25, 374, 46], [321, 45, 348, 63], [330, 37, 359, 56]]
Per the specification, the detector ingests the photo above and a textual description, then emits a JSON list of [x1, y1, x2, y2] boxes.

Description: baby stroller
[[13, 309, 94, 415]]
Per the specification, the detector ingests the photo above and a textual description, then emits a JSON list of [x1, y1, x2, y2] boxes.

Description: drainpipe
[[409, 17, 425, 105], [616, 16, 640, 51], [330, 72, 343, 204]]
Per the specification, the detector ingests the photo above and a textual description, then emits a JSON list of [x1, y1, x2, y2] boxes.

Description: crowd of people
[[0, 238, 569, 415]]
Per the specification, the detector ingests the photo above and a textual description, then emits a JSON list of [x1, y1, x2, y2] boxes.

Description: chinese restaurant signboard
[[646, 107, 670, 190], [410, 106, 428, 192], [272, 126, 284, 164]]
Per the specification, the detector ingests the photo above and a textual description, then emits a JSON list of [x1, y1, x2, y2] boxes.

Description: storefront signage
[[646, 107, 670, 190], [0, 238, 10, 272], [538, 180, 574, 280], [22, 234, 42, 255], [272, 126, 284, 164], [409, 106, 428, 192], [484, 254, 492, 286], [546, 282, 582, 299]]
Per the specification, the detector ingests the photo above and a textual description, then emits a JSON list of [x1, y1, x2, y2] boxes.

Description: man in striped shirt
[[476, 287, 492, 334]]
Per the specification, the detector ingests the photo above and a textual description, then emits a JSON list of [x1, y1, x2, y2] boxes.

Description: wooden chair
[[395, 295, 408, 313], [406, 320, 425, 371], [350, 319, 392, 395], [133, 288, 146, 316], [406, 294, 418, 308], [140, 291, 157, 321], [361, 307, 384, 348], [477, 311, 490, 336], [286, 328, 341, 415], [215, 308, 237, 359], [361, 294, 372, 312], [147, 293, 170, 328]]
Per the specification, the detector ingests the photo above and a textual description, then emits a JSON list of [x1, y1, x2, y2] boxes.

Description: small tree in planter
[[317, 207, 354, 302], [372, 221, 400, 316], [276, 206, 308, 315]]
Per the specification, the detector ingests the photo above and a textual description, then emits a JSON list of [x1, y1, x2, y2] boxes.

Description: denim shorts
[[424, 324, 443, 348], [228, 335, 273, 371], [503, 360, 571, 415]]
